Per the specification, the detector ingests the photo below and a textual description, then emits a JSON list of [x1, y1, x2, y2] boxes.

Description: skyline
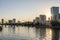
[[0, 0, 60, 22]]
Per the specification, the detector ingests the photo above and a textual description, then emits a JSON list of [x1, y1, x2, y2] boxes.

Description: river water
[[0, 25, 60, 40]]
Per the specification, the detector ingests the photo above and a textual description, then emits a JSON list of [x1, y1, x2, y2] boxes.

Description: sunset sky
[[0, 0, 60, 22]]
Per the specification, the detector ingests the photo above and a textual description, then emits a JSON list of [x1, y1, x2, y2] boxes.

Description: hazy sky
[[0, 0, 60, 22]]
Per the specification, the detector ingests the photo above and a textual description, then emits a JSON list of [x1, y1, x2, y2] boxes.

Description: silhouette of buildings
[[33, 17, 39, 24], [13, 18, 16, 24], [8, 18, 16, 24], [39, 15, 46, 24], [46, 17, 51, 26], [33, 6, 60, 26], [1, 19, 4, 24], [51, 7, 60, 22], [8, 20, 13, 24], [33, 15, 46, 25], [0, 6, 60, 26]]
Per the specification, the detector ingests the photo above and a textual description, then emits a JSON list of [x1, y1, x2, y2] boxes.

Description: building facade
[[1, 19, 4, 24], [33, 15, 46, 25], [13, 18, 16, 24], [8, 20, 13, 24], [33, 17, 39, 24], [39, 15, 46, 24], [51, 7, 59, 21]]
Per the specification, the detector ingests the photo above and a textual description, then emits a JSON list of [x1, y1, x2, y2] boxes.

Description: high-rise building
[[1, 19, 4, 24], [51, 7, 59, 21], [33, 17, 39, 24], [8, 20, 13, 24], [8, 19, 16, 24], [39, 15, 46, 24], [58, 14, 60, 22], [33, 15, 46, 25], [13, 18, 16, 24], [51, 7, 59, 14]]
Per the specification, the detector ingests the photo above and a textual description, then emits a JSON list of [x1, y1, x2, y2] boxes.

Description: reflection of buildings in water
[[35, 27, 40, 40], [29, 27, 52, 40], [40, 28, 46, 40], [46, 28, 52, 40], [28, 27, 45, 40], [7, 25, 16, 34], [0, 26, 3, 32], [28, 27, 36, 40], [59, 30, 60, 40], [18, 26, 30, 37], [1, 26, 56, 40], [52, 29, 59, 40], [39, 28, 52, 40], [12, 26, 15, 33]]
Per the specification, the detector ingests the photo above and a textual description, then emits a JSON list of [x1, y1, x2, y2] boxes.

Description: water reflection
[[0, 26, 59, 40], [52, 28, 59, 40], [39, 28, 46, 40], [46, 28, 52, 40], [0, 26, 3, 32]]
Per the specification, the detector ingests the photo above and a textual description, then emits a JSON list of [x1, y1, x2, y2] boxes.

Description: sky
[[0, 0, 60, 22]]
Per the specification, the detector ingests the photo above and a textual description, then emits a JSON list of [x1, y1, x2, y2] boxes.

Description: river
[[0, 25, 59, 40]]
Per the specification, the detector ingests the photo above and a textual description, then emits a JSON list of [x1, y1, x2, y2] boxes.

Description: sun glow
[[46, 28, 52, 40], [46, 13, 51, 20]]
